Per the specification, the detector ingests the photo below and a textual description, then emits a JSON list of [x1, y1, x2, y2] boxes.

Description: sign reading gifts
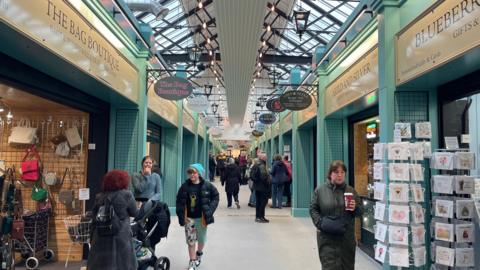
[[396, 0, 480, 85], [0, 0, 139, 102]]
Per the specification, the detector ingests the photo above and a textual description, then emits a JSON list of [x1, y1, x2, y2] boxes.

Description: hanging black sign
[[252, 130, 264, 137], [279, 90, 312, 111], [266, 97, 286, 113], [259, 113, 276, 124], [154, 77, 193, 100]]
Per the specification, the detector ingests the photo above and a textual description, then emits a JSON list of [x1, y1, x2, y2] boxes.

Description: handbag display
[[59, 168, 77, 207], [65, 123, 82, 148], [31, 179, 48, 201], [20, 146, 41, 182], [8, 118, 38, 145], [55, 141, 70, 157]]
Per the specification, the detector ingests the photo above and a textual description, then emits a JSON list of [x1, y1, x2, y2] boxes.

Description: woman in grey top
[[131, 156, 163, 202]]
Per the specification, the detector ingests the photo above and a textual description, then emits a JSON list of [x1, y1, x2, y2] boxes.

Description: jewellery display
[[455, 248, 474, 267]]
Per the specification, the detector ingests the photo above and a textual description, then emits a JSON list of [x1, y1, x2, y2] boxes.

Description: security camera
[[125, 0, 169, 20]]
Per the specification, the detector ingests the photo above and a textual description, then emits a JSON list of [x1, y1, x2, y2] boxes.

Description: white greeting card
[[389, 163, 410, 181], [410, 164, 424, 181], [456, 199, 475, 219], [374, 202, 386, 221], [409, 142, 424, 160], [373, 143, 386, 161], [423, 141, 432, 158], [411, 225, 425, 245], [373, 163, 385, 180], [455, 223, 475, 243], [373, 182, 386, 201], [415, 122, 431, 139], [435, 222, 454, 242], [455, 176, 475, 194], [389, 183, 409, 202], [388, 142, 410, 160], [411, 204, 425, 224], [436, 246, 455, 267], [455, 248, 474, 267], [374, 223, 388, 242], [435, 199, 454, 218], [411, 184, 424, 202], [433, 175, 454, 194], [389, 225, 409, 246], [413, 246, 426, 267], [374, 242, 387, 263], [389, 247, 409, 267], [455, 152, 475, 170], [395, 122, 412, 139], [431, 152, 454, 170], [389, 204, 410, 224]]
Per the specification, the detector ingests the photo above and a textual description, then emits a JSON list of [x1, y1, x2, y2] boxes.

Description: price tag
[[461, 134, 470, 144], [79, 188, 90, 201]]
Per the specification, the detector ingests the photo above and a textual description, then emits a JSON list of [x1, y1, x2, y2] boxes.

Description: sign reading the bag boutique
[[0, 0, 140, 102], [266, 97, 286, 112], [154, 77, 193, 100], [396, 0, 480, 85], [259, 113, 276, 124], [280, 91, 312, 111]]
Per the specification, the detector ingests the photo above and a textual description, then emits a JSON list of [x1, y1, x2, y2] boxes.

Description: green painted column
[[161, 127, 180, 208], [278, 118, 284, 156], [270, 126, 276, 157], [317, 73, 327, 186]]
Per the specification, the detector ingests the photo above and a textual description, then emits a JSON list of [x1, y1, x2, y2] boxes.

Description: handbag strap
[[59, 168, 69, 187], [22, 145, 41, 162]]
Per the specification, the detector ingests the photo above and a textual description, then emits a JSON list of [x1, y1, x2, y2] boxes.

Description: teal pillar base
[[291, 208, 310, 217]]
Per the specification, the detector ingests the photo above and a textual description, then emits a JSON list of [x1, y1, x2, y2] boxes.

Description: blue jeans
[[249, 186, 256, 205], [271, 183, 285, 208]]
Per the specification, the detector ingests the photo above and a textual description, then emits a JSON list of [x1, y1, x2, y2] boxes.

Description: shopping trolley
[[63, 214, 92, 268]]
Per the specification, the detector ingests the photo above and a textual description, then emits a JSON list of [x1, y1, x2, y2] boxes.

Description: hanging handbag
[[31, 179, 48, 201], [11, 219, 24, 240], [55, 141, 70, 157], [8, 118, 38, 145], [59, 168, 75, 206], [65, 122, 82, 148], [1, 216, 12, 235], [44, 171, 57, 186], [20, 145, 41, 182], [50, 127, 67, 145]]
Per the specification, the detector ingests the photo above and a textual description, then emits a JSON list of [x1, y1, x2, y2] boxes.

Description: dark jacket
[[270, 160, 289, 184], [176, 177, 219, 226], [309, 181, 363, 270], [87, 190, 138, 270], [209, 156, 216, 170], [250, 160, 270, 193], [223, 164, 241, 194]]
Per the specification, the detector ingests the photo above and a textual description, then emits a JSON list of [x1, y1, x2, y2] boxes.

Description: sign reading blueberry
[[280, 90, 312, 111], [154, 77, 193, 100]]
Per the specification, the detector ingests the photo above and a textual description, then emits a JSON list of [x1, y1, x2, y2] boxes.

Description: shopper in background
[[176, 163, 219, 270], [309, 160, 363, 270], [130, 156, 163, 202], [216, 153, 226, 185], [88, 170, 138, 270], [283, 155, 293, 207], [208, 152, 217, 182], [239, 153, 248, 184], [222, 157, 241, 209], [250, 154, 270, 223], [247, 158, 256, 207], [270, 154, 289, 209]]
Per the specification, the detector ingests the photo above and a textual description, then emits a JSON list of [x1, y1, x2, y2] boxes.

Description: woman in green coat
[[309, 160, 363, 270]]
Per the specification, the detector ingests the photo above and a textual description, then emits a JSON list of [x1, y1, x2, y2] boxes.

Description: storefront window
[[147, 122, 161, 175]]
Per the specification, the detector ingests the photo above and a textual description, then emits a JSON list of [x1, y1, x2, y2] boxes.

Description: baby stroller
[[131, 195, 171, 270]]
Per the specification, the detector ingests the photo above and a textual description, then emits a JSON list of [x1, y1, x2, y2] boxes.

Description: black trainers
[[261, 217, 270, 223], [195, 251, 203, 266], [255, 218, 267, 223]]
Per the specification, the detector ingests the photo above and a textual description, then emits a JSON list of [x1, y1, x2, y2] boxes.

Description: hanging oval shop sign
[[208, 127, 222, 136], [187, 95, 209, 112], [252, 130, 264, 137], [279, 90, 312, 111], [205, 116, 217, 127], [154, 77, 193, 100], [266, 97, 286, 113], [259, 113, 276, 124], [255, 122, 266, 132]]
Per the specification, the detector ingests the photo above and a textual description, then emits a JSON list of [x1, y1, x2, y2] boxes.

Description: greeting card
[[411, 225, 425, 245], [413, 246, 426, 267], [456, 199, 474, 219], [388, 143, 410, 160], [423, 142, 432, 158], [455, 176, 475, 194], [435, 222, 454, 242], [373, 163, 385, 180], [389, 183, 409, 202], [389, 225, 409, 246], [373, 182, 386, 201], [433, 175, 454, 194], [435, 199, 454, 218], [436, 246, 454, 267], [389, 247, 409, 267], [374, 223, 388, 242], [431, 152, 454, 170], [373, 143, 386, 161], [411, 204, 425, 224], [411, 184, 424, 202], [395, 122, 412, 139], [455, 223, 475, 243], [374, 242, 387, 263], [389, 204, 410, 224], [389, 163, 410, 181], [455, 152, 475, 170], [455, 248, 474, 267], [410, 164, 424, 181], [415, 122, 431, 139], [409, 142, 424, 160], [374, 202, 386, 221]]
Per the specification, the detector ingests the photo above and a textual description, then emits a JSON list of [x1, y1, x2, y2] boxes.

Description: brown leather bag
[[11, 219, 24, 240]]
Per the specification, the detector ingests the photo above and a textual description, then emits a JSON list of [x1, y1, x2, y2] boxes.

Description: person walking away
[[88, 170, 138, 270], [239, 153, 248, 185], [176, 164, 220, 270], [130, 156, 163, 203], [216, 153, 226, 185], [250, 154, 270, 223], [283, 155, 292, 207], [270, 154, 289, 209], [247, 158, 256, 207], [208, 153, 217, 182], [222, 158, 241, 209], [309, 160, 363, 270]]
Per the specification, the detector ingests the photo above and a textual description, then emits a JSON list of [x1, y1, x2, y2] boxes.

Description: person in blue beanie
[[176, 163, 219, 270]]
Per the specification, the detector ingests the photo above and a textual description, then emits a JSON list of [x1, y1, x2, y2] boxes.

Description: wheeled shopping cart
[[63, 214, 92, 268]]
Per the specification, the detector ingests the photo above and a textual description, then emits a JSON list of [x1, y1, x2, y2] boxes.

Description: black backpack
[[95, 193, 120, 236]]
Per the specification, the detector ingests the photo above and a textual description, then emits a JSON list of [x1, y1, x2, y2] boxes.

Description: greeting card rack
[[430, 148, 476, 270]]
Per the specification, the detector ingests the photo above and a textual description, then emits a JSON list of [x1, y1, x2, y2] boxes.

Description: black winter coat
[[223, 164, 241, 194], [176, 177, 219, 226], [250, 160, 270, 193], [270, 160, 289, 184]]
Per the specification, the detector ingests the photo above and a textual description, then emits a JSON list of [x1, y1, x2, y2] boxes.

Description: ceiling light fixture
[[293, 5, 310, 40], [209, 50, 213, 56], [259, 52, 263, 58], [188, 46, 202, 62], [262, 40, 266, 47], [267, 25, 271, 32], [207, 37, 211, 44], [249, 120, 255, 128], [257, 62, 261, 67], [211, 103, 218, 114], [198, 0, 203, 9], [202, 21, 207, 29]]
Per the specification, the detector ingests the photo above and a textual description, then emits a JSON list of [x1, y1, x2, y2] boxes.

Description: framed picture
[[388, 225, 409, 246], [373, 163, 385, 180], [410, 164, 424, 181], [389, 183, 409, 202], [423, 141, 432, 158], [435, 222, 454, 242], [374, 222, 388, 242], [373, 182, 386, 201], [455, 176, 475, 194], [415, 122, 431, 139], [431, 152, 454, 170], [389, 247, 409, 267], [411, 204, 424, 224], [373, 143, 386, 160], [455, 152, 475, 170], [395, 122, 412, 139], [411, 225, 425, 245], [433, 175, 454, 194], [374, 242, 387, 263], [456, 199, 474, 219], [388, 142, 410, 160], [435, 199, 454, 218], [455, 223, 474, 243], [436, 246, 455, 267], [389, 204, 410, 224], [411, 184, 424, 202], [409, 142, 424, 160], [455, 248, 474, 267], [413, 246, 426, 267], [389, 163, 410, 181], [374, 202, 386, 221]]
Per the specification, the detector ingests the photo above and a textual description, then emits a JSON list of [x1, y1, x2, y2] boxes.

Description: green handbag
[[31, 180, 48, 201]]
